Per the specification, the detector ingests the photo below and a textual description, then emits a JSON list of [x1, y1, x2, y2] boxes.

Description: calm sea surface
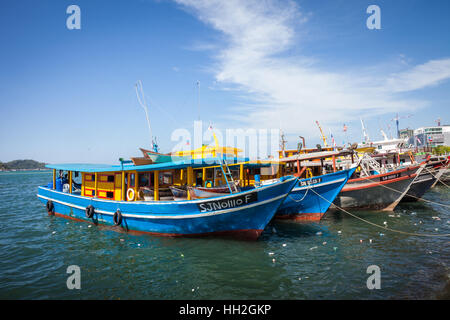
[[0, 171, 449, 299]]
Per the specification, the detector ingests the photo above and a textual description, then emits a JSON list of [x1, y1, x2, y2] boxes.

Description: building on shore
[[406, 125, 450, 147]]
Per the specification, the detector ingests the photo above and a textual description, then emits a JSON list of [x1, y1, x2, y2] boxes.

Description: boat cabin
[[45, 157, 273, 202]]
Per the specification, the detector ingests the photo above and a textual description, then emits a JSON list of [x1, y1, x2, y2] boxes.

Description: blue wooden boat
[[275, 167, 356, 221], [37, 158, 298, 240]]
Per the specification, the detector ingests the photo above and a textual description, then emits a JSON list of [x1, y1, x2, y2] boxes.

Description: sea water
[[0, 171, 448, 299]]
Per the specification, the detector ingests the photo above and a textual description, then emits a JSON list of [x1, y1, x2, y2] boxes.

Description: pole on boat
[[240, 164, 244, 184], [69, 171, 72, 194], [119, 158, 126, 201], [52, 169, 56, 190], [154, 171, 159, 201], [332, 155, 337, 173], [94, 172, 98, 198], [121, 172, 126, 201], [186, 167, 193, 200]]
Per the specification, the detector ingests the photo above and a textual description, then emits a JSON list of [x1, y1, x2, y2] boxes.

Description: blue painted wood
[[276, 167, 356, 218], [37, 176, 298, 239]]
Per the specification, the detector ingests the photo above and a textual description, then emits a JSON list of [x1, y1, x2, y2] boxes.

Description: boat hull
[[401, 165, 436, 202], [275, 167, 356, 221], [333, 165, 421, 210], [37, 176, 297, 240]]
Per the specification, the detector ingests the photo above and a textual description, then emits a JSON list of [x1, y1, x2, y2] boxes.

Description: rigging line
[[135, 81, 153, 145], [424, 167, 450, 188], [310, 188, 450, 237], [144, 93, 181, 126], [355, 173, 450, 209]]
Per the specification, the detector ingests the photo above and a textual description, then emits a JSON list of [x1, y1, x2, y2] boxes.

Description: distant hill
[[0, 159, 47, 170]]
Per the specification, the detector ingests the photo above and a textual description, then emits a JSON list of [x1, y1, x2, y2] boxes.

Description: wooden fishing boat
[[140, 148, 174, 163], [168, 185, 187, 200], [130, 157, 153, 166], [401, 159, 436, 202], [333, 163, 425, 211], [430, 156, 450, 187], [37, 158, 298, 240], [274, 150, 357, 221], [187, 181, 240, 199]]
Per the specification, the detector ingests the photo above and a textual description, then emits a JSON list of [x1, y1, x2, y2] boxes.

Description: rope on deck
[[310, 188, 450, 238]]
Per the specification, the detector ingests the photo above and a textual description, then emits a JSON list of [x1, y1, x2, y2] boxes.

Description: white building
[[411, 125, 450, 147]]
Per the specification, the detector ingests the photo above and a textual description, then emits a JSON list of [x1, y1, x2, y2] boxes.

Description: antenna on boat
[[135, 80, 158, 152], [360, 118, 370, 143], [196, 80, 200, 121]]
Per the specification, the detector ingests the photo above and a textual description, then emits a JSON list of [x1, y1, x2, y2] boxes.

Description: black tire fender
[[113, 210, 122, 226], [85, 205, 95, 218], [46, 200, 54, 214]]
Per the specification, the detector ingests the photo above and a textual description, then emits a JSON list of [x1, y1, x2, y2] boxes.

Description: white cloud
[[174, 0, 450, 136], [385, 58, 450, 92]]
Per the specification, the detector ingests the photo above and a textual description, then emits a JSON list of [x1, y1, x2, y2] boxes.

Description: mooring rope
[[424, 167, 450, 188], [310, 188, 450, 237], [287, 185, 310, 203]]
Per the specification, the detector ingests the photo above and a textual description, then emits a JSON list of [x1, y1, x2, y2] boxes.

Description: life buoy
[[85, 205, 95, 218], [113, 210, 122, 226], [46, 200, 54, 214], [127, 188, 135, 201]]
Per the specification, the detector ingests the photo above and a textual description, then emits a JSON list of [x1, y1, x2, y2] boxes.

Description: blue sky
[[1, 0, 449, 163]]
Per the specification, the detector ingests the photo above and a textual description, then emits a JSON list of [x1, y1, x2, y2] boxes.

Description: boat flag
[[343, 124, 348, 132], [331, 133, 336, 148], [416, 137, 421, 144]]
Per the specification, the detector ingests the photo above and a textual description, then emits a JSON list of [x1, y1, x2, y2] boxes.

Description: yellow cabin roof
[[173, 145, 242, 158]]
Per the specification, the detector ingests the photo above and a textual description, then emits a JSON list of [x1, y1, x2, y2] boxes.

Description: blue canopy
[[45, 157, 263, 173]]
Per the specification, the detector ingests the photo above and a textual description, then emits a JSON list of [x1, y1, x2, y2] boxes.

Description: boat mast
[[360, 118, 370, 143], [135, 80, 158, 152], [197, 80, 200, 121]]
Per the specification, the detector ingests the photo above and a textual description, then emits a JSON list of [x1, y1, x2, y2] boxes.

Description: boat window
[[106, 191, 114, 199], [159, 172, 173, 185], [129, 173, 135, 188], [139, 173, 151, 187], [107, 175, 115, 183]]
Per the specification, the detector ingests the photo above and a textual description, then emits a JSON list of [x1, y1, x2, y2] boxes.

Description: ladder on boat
[[361, 153, 382, 173], [218, 158, 239, 194], [209, 125, 238, 194]]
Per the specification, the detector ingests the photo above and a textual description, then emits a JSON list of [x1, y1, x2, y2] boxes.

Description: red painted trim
[[349, 165, 419, 183], [276, 212, 324, 221], [96, 189, 115, 200], [84, 187, 95, 197], [343, 174, 415, 192], [49, 211, 263, 240]]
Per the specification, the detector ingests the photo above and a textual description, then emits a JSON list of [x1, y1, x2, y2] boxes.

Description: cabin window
[[106, 191, 114, 199], [107, 175, 114, 183], [205, 169, 214, 180], [139, 173, 151, 187], [129, 173, 135, 188], [85, 174, 95, 181], [159, 172, 173, 185]]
